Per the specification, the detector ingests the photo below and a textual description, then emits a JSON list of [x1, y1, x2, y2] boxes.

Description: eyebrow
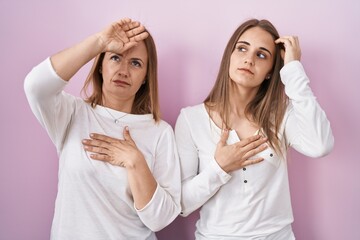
[[109, 53, 145, 63], [130, 57, 145, 64], [237, 41, 273, 56]]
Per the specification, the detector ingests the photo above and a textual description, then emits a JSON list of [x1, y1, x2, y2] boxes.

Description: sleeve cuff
[[209, 158, 232, 183]]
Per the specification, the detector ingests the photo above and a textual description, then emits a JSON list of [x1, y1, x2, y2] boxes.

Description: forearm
[[127, 160, 157, 210], [282, 61, 334, 157], [180, 158, 230, 216], [50, 33, 104, 81]]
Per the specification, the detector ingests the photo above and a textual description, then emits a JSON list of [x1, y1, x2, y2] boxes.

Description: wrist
[[214, 156, 230, 173], [93, 33, 107, 53], [126, 154, 147, 170]]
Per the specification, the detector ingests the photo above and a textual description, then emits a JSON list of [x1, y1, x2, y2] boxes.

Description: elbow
[[149, 224, 166, 232], [308, 134, 335, 158], [24, 74, 33, 97], [146, 203, 181, 232], [24, 72, 40, 101]]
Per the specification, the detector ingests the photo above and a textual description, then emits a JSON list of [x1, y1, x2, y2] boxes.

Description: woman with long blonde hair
[[175, 18, 334, 239]]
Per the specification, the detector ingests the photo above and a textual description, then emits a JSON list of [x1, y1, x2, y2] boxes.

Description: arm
[[82, 126, 181, 231], [51, 18, 148, 81], [175, 113, 228, 216], [82, 127, 157, 208], [24, 18, 148, 149], [174, 110, 267, 216], [24, 57, 75, 148], [281, 61, 334, 157], [276, 36, 334, 156]]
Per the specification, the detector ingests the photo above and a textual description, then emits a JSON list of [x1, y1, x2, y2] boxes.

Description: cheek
[[229, 57, 239, 78], [131, 71, 147, 88], [101, 67, 115, 80], [258, 62, 273, 78]]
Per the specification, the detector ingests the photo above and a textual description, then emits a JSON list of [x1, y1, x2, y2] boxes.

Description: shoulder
[[179, 103, 206, 116], [175, 103, 210, 130], [156, 119, 173, 131]]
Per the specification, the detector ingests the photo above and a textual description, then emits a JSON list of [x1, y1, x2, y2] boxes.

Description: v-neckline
[[202, 103, 261, 143]]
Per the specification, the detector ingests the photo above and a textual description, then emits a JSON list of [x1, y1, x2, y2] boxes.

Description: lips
[[113, 80, 130, 86], [238, 68, 254, 75]]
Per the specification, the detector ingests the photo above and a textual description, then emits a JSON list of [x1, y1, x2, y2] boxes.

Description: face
[[101, 41, 148, 103], [229, 26, 275, 91]]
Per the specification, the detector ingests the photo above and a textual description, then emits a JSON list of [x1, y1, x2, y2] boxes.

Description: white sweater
[[174, 61, 334, 240], [24, 58, 181, 240]]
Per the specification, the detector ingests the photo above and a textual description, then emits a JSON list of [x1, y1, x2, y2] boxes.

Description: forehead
[[126, 41, 147, 57], [237, 27, 275, 53], [107, 41, 148, 59]]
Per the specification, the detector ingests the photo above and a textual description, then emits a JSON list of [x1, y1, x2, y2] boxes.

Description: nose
[[244, 58, 254, 66], [117, 60, 129, 77], [244, 54, 255, 66]]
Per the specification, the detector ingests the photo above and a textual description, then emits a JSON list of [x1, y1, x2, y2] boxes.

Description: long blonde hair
[[81, 30, 161, 122], [205, 19, 288, 155]]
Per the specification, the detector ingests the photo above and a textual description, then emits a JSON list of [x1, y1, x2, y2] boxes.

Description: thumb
[[123, 126, 135, 144], [218, 129, 229, 147]]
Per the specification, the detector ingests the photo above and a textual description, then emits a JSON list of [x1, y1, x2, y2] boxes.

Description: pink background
[[1, 0, 359, 239]]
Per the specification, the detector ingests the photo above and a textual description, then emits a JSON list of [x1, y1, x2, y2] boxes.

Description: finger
[[82, 138, 120, 152], [130, 31, 149, 42], [122, 21, 141, 36], [280, 48, 285, 60], [118, 18, 132, 29], [243, 137, 268, 151], [89, 153, 112, 162], [123, 126, 136, 145], [293, 36, 300, 48], [241, 157, 264, 167], [236, 134, 262, 148], [127, 21, 141, 30], [83, 144, 111, 155], [275, 38, 292, 49], [89, 133, 119, 144], [242, 143, 268, 159], [126, 25, 148, 39], [217, 129, 229, 147]]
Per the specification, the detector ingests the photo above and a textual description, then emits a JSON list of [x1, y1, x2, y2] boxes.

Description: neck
[[102, 95, 133, 113], [229, 87, 257, 114]]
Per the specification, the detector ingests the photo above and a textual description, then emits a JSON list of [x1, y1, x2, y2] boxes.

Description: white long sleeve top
[[24, 58, 181, 240], [174, 61, 334, 240]]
